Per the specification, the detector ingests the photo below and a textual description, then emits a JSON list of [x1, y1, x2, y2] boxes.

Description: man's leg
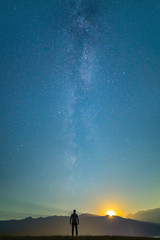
[[75, 223, 78, 236], [72, 223, 74, 236]]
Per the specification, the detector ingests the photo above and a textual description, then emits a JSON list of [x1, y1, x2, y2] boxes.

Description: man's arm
[[70, 215, 72, 224], [77, 215, 79, 224]]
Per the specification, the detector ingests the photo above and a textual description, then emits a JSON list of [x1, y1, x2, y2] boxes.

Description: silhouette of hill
[[128, 208, 160, 224], [0, 214, 160, 237]]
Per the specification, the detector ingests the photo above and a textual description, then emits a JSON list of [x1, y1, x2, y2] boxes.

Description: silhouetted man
[[70, 209, 79, 236]]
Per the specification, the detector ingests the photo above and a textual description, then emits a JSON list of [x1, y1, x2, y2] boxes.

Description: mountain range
[[128, 208, 160, 224], [0, 214, 160, 237]]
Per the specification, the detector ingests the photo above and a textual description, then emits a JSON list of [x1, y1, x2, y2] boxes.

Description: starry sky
[[0, 0, 160, 220]]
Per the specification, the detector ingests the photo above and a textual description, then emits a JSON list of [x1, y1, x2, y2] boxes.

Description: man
[[70, 209, 79, 236]]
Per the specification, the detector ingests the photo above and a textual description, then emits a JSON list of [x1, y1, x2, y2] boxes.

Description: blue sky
[[0, 0, 160, 219]]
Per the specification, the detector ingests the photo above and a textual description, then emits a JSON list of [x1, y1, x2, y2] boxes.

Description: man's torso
[[71, 213, 78, 223]]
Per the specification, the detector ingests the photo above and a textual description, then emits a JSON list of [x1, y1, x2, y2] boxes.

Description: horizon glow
[[106, 210, 116, 217]]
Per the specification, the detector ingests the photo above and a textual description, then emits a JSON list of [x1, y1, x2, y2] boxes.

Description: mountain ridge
[[0, 214, 160, 237], [128, 208, 160, 224]]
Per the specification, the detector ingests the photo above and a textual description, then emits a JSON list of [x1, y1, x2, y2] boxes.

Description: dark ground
[[0, 236, 160, 240]]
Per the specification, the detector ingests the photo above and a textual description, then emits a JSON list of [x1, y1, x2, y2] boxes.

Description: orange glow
[[98, 202, 124, 217], [106, 210, 116, 216], [95, 198, 128, 218]]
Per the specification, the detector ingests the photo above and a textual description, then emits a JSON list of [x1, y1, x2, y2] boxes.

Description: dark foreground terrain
[[1, 215, 160, 237], [0, 236, 160, 240]]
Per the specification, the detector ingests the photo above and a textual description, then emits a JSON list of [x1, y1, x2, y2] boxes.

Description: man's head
[[73, 209, 76, 213]]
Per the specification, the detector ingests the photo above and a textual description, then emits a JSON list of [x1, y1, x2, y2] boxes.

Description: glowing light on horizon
[[106, 210, 116, 216]]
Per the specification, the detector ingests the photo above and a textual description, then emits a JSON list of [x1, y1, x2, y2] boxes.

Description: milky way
[[59, 0, 101, 175], [1, 0, 160, 219]]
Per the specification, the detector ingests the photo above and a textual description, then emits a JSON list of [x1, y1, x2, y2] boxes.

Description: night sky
[[0, 0, 160, 220]]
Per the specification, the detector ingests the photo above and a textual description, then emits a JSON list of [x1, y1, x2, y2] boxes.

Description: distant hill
[[128, 208, 160, 224], [0, 214, 160, 237]]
